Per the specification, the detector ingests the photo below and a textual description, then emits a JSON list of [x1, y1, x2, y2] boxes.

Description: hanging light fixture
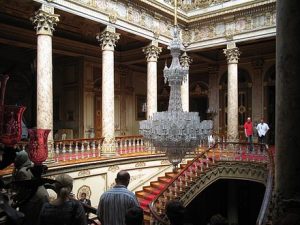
[[139, 0, 213, 169]]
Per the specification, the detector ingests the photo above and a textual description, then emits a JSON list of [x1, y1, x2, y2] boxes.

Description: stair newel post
[[184, 172, 188, 187], [163, 191, 168, 203], [194, 162, 198, 177], [174, 182, 178, 197], [200, 160, 203, 172], [179, 177, 183, 192], [189, 167, 193, 182]]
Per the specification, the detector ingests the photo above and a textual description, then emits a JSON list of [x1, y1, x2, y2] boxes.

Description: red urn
[[28, 128, 51, 165], [0, 105, 26, 146]]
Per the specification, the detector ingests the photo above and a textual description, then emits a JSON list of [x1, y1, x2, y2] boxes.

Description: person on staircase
[[97, 170, 140, 225], [125, 206, 144, 225], [165, 200, 190, 225]]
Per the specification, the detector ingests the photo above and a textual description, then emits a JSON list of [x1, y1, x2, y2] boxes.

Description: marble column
[[180, 51, 192, 112], [274, 0, 300, 221], [208, 66, 219, 132], [96, 26, 120, 155], [143, 41, 162, 119], [223, 42, 241, 141], [31, 5, 59, 142], [251, 58, 264, 123]]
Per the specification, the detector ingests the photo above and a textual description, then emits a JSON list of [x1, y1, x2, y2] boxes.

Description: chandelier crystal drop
[[139, 25, 213, 168]]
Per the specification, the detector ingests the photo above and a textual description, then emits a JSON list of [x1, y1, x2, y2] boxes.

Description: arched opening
[[185, 179, 265, 225], [219, 69, 252, 137]]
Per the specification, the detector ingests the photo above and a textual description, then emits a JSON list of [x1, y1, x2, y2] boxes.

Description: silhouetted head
[[125, 206, 144, 225], [55, 174, 73, 200], [209, 214, 228, 225], [14, 150, 31, 169], [115, 170, 130, 187], [165, 200, 185, 225]]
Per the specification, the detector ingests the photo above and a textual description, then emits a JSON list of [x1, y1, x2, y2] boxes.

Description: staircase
[[135, 142, 274, 225], [136, 170, 180, 224]]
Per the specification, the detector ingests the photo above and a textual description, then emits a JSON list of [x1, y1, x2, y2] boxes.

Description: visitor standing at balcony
[[256, 118, 270, 147], [244, 117, 254, 151], [97, 170, 140, 225]]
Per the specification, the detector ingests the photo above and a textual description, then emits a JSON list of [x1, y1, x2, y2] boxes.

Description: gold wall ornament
[[96, 26, 120, 51], [142, 41, 162, 62], [31, 7, 59, 36], [108, 11, 118, 23], [108, 165, 119, 172]]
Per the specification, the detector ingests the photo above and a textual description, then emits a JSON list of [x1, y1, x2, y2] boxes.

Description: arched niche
[[219, 68, 252, 137]]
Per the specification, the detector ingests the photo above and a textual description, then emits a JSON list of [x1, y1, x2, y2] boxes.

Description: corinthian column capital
[[143, 41, 162, 62], [180, 51, 192, 68], [223, 42, 241, 64], [96, 26, 120, 51], [31, 5, 59, 36]]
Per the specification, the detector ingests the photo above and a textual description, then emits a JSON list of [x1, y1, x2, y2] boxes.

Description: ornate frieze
[[223, 42, 241, 64], [188, 3, 276, 44], [164, 0, 231, 12], [96, 26, 120, 51], [143, 41, 162, 62], [31, 5, 59, 36]]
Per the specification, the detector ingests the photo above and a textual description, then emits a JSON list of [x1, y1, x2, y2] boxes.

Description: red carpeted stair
[[135, 168, 186, 224]]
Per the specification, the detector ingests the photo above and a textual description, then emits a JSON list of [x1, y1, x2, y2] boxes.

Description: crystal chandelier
[[139, 1, 212, 169]]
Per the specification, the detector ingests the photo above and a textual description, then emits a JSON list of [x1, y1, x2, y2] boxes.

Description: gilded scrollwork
[[31, 8, 59, 36]]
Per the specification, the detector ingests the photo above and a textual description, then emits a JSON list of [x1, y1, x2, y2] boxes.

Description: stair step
[[165, 172, 179, 178], [158, 177, 172, 183], [150, 181, 167, 189], [144, 186, 162, 195], [136, 192, 157, 201]]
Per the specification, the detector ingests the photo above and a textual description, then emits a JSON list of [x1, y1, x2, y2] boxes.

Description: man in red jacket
[[244, 117, 254, 152]]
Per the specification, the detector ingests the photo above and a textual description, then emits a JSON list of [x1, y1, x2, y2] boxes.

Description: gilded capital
[[96, 26, 120, 51], [31, 8, 59, 36], [180, 51, 192, 68], [223, 43, 241, 64], [143, 41, 162, 62]]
